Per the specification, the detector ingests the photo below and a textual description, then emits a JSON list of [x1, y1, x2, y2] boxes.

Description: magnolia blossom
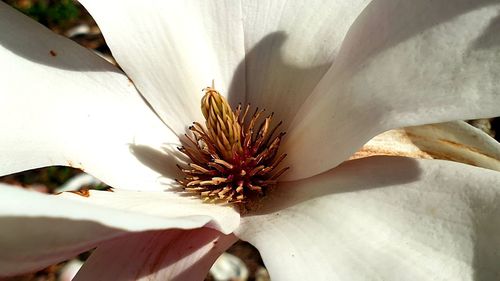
[[1, 0, 500, 280]]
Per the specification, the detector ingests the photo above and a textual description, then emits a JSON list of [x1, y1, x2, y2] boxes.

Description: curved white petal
[[0, 2, 179, 191], [0, 184, 238, 276], [241, 0, 371, 127], [58, 188, 240, 234], [60, 260, 84, 281], [236, 157, 500, 281], [284, 0, 500, 180], [78, 0, 246, 134], [56, 173, 101, 193], [351, 121, 500, 171], [74, 228, 237, 281]]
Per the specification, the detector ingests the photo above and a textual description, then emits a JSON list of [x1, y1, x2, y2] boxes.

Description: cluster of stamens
[[176, 86, 289, 204]]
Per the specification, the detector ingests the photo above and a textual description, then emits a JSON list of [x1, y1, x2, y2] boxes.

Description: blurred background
[[0, 0, 268, 280]]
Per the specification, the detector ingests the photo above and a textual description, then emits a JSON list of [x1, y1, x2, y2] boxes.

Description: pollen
[[176, 86, 289, 204]]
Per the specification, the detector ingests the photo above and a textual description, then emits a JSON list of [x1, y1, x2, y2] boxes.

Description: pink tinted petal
[[0, 184, 239, 276], [0, 187, 179, 276], [284, 1, 500, 180], [78, 0, 246, 134], [237, 157, 500, 280], [74, 228, 237, 281]]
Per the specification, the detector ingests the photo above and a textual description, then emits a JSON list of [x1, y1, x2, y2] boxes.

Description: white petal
[[74, 228, 237, 281], [351, 121, 500, 171], [58, 188, 240, 234], [0, 184, 238, 276], [55, 173, 102, 193], [78, 0, 246, 134], [236, 157, 500, 281], [60, 260, 84, 281], [0, 2, 178, 191], [284, 1, 500, 180], [241, 0, 371, 127]]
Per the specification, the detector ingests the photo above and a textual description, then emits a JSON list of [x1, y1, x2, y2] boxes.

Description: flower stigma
[[176, 85, 289, 206]]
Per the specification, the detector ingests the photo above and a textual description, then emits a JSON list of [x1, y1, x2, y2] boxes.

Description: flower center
[[176, 86, 289, 204]]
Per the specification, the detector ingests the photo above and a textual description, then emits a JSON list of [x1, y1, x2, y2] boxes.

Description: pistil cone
[[201, 87, 242, 159], [176, 86, 289, 204]]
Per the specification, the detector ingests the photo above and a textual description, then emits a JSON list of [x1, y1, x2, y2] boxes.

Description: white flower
[[1, 1, 500, 280]]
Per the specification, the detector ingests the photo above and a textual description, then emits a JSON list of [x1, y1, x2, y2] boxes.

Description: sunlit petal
[[78, 0, 246, 134], [285, 0, 500, 180], [0, 2, 178, 191], [241, 0, 371, 127]]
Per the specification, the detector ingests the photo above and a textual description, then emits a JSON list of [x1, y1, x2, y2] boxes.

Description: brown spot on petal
[[350, 126, 500, 172], [437, 138, 496, 159], [350, 147, 432, 160], [68, 189, 90, 197], [422, 150, 477, 167], [49, 50, 57, 57]]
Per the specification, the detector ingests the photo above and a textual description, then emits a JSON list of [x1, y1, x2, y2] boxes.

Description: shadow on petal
[[129, 143, 185, 184], [228, 32, 331, 128], [471, 11, 500, 50], [0, 2, 117, 72], [129, 143, 208, 199], [247, 156, 422, 216], [75, 228, 237, 281], [0, 217, 126, 277], [472, 199, 500, 281], [334, 0, 498, 72]]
